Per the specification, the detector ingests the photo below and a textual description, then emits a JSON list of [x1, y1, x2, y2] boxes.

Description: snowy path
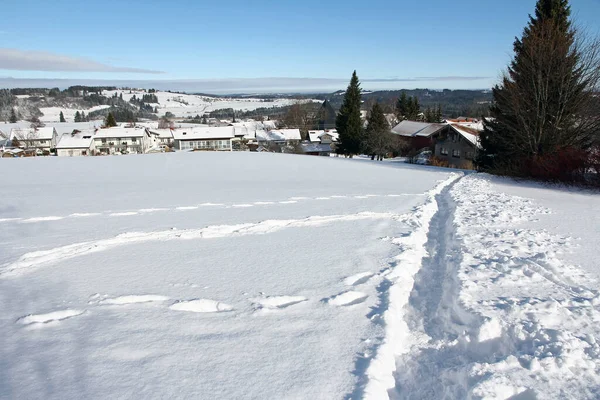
[[384, 174, 600, 400]]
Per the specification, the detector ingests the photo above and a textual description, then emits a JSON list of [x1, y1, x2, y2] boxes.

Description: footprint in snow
[[99, 295, 170, 305], [251, 295, 308, 311], [325, 291, 369, 306], [18, 309, 85, 328], [344, 272, 375, 286], [169, 299, 233, 313]]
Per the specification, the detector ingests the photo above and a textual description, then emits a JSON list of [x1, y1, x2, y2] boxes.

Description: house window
[[102, 139, 107, 143], [465, 151, 474, 160], [132, 138, 137, 143], [39, 140, 46, 144], [452, 149, 461, 158], [440, 147, 448, 156]]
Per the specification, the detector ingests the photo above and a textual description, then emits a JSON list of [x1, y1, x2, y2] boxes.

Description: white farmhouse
[[56, 130, 96, 157], [93, 127, 152, 155], [147, 128, 175, 147], [172, 126, 234, 151], [10, 127, 58, 154]]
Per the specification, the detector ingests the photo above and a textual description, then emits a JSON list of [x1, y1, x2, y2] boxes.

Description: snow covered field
[[0, 153, 598, 399], [103, 90, 319, 119], [38, 105, 111, 123]]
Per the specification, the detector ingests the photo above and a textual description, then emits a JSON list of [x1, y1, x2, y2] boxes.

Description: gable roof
[[171, 126, 235, 140], [391, 121, 446, 138], [10, 127, 56, 140], [449, 124, 481, 149], [274, 129, 301, 141], [148, 128, 174, 139], [56, 131, 95, 149]]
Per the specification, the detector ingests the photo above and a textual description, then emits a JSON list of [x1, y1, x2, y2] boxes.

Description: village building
[[56, 130, 96, 157], [9, 127, 58, 154], [390, 121, 447, 151], [300, 142, 332, 156], [433, 124, 481, 169], [172, 126, 234, 151], [147, 128, 175, 147], [93, 126, 152, 155]]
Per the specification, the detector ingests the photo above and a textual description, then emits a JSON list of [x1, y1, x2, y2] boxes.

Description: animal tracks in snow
[[0, 192, 423, 225], [169, 299, 234, 313], [18, 309, 85, 328], [326, 291, 369, 306], [99, 295, 170, 305], [251, 295, 308, 311], [344, 272, 376, 286]]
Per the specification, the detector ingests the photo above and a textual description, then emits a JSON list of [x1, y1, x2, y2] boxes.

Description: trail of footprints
[[17, 271, 378, 329], [0, 193, 423, 224]]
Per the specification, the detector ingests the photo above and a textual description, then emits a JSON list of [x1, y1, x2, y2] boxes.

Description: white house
[[56, 130, 96, 157], [172, 126, 234, 151], [308, 130, 338, 144], [10, 127, 58, 154], [256, 129, 302, 146], [147, 128, 175, 147], [93, 126, 151, 155]]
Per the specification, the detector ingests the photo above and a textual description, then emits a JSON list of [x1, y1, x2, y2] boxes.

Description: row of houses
[[1, 116, 483, 169], [0, 122, 303, 157]]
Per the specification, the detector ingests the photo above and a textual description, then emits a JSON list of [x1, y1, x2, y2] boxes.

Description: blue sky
[[1, 0, 599, 92]]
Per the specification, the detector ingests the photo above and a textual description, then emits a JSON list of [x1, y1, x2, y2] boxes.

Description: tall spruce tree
[[336, 71, 363, 157], [74, 111, 81, 123], [395, 92, 409, 121], [365, 102, 391, 160], [105, 112, 117, 128], [9, 108, 17, 123], [480, 0, 600, 180], [59, 111, 66, 123]]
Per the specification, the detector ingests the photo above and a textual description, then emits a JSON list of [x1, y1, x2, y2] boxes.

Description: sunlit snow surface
[[1, 152, 599, 399]]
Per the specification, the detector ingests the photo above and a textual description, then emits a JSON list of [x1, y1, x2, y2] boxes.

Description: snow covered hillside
[[103, 89, 319, 119], [0, 154, 598, 399]]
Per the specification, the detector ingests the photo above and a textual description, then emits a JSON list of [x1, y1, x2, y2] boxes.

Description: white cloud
[[0, 48, 164, 74]]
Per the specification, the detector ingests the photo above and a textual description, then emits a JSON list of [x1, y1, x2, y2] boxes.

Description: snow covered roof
[[308, 130, 324, 142], [10, 127, 56, 140], [148, 128, 174, 139], [56, 132, 95, 149], [172, 126, 235, 140], [266, 129, 301, 141], [256, 130, 286, 142], [449, 124, 481, 149], [94, 127, 149, 138], [391, 121, 446, 137], [50, 122, 102, 135], [308, 130, 339, 143]]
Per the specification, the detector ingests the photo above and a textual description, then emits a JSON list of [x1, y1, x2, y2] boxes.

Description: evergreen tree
[[407, 96, 421, 120], [104, 112, 117, 128], [435, 104, 443, 123], [479, 0, 599, 181], [365, 102, 391, 160], [336, 70, 363, 156], [9, 108, 17, 123], [395, 92, 409, 121], [74, 111, 81, 123], [81, 111, 86, 122], [59, 111, 66, 123]]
